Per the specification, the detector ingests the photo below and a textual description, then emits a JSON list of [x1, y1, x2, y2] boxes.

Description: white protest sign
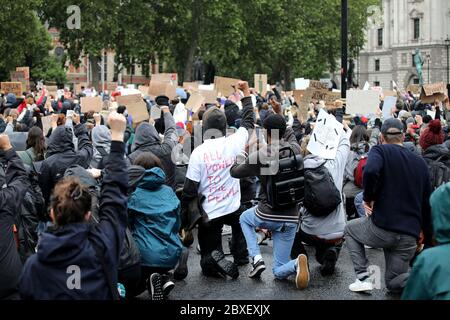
[[307, 109, 344, 160], [346, 90, 380, 115], [382, 96, 397, 120], [295, 78, 310, 90], [198, 84, 215, 91], [426, 110, 436, 119], [363, 81, 370, 91]]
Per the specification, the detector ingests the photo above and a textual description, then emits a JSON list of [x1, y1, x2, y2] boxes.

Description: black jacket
[[0, 149, 29, 299], [128, 112, 178, 190], [423, 144, 450, 168], [363, 144, 433, 244], [230, 131, 301, 223], [39, 124, 93, 206], [20, 141, 128, 300]]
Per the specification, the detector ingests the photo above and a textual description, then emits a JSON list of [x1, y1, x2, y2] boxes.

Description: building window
[[377, 28, 383, 46], [375, 59, 380, 71], [401, 53, 407, 65], [374, 81, 380, 87], [413, 78, 420, 85], [413, 18, 420, 40], [127, 64, 136, 76]]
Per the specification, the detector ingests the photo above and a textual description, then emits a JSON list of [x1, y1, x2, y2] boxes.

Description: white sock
[[253, 255, 262, 264]]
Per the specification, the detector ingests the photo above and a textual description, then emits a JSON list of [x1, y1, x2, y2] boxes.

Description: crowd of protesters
[[0, 79, 449, 301]]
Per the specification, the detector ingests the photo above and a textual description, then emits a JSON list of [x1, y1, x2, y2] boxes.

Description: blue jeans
[[240, 207, 298, 280], [354, 192, 366, 218]]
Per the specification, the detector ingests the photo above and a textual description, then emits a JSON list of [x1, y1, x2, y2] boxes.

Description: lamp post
[[426, 53, 431, 84], [341, 0, 348, 99], [445, 36, 450, 84]]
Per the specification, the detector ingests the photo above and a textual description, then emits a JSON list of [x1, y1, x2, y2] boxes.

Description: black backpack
[[266, 147, 305, 209], [426, 156, 450, 190], [15, 169, 45, 263], [304, 163, 342, 217]]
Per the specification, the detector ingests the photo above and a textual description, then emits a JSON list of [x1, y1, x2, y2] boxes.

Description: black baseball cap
[[381, 118, 404, 135]]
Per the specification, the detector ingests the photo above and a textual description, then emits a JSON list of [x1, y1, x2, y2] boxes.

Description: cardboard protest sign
[[293, 90, 304, 103], [148, 81, 177, 100], [214, 76, 241, 97], [199, 90, 218, 104], [1, 82, 23, 97], [41, 116, 53, 136], [309, 80, 329, 90], [116, 94, 149, 124], [185, 92, 205, 114], [292, 90, 308, 120], [16, 67, 29, 80], [407, 84, 420, 95], [295, 78, 309, 90], [382, 96, 397, 120], [81, 96, 103, 113], [198, 84, 215, 91], [254, 74, 268, 96], [420, 82, 446, 104], [138, 85, 149, 96], [165, 83, 177, 100], [346, 90, 380, 115], [10, 71, 29, 91], [299, 88, 340, 109], [307, 109, 344, 160], [183, 82, 199, 91], [151, 73, 178, 85], [16, 67, 30, 80]]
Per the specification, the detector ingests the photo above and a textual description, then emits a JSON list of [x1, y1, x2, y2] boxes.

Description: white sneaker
[[349, 278, 374, 292]]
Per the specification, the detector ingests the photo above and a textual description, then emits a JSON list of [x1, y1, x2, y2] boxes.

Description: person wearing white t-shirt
[[182, 81, 255, 278]]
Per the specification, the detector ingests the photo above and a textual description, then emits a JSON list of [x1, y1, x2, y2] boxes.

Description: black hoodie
[[0, 149, 29, 299], [39, 124, 93, 206]]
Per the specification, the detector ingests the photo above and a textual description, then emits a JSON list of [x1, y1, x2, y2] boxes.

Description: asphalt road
[[139, 229, 399, 301]]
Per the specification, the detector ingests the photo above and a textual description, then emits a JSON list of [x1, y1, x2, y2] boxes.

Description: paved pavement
[[139, 229, 400, 301]]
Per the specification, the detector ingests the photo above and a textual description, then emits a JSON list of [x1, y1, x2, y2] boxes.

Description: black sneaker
[[249, 260, 266, 278], [161, 275, 175, 298], [173, 247, 189, 281], [320, 248, 338, 276], [147, 273, 164, 301], [211, 250, 239, 279]]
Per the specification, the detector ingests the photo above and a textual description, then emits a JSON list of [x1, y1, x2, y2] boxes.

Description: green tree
[[0, 0, 62, 84]]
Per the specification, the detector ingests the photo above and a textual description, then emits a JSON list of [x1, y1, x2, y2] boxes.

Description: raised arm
[[238, 81, 255, 131], [0, 135, 29, 212], [93, 113, 129, 258], [72, 113, 93, 168], [160, 106, 178, 154]]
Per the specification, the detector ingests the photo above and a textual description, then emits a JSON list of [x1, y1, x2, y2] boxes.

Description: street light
[[445, 36, 450, 84], [426, 53, 431, 84]]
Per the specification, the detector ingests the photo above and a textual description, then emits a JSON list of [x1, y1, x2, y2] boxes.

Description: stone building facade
[[358, 0, 450, 90]]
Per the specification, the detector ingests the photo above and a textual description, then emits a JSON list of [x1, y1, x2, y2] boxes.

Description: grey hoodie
[[128, 112, 178, 189], [301, 129, 351, 237], [91, 125, 111, 168]]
